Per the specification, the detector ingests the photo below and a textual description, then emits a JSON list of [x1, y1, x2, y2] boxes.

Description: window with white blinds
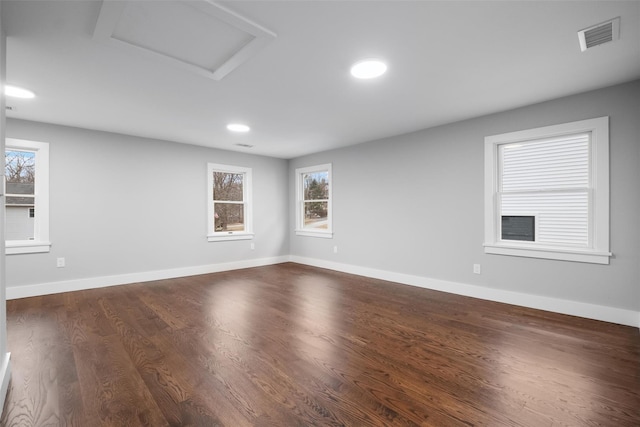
[[484, 117, 611, 264], [499, 133, 590, 247]]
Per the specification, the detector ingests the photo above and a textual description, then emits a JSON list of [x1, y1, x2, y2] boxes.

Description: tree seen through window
[[5, 150, 36, 241], [213, 172, 245, 232], [303, 171, 329, 229]]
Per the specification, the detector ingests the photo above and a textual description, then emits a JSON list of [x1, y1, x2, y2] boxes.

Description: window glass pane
[[5, 149, 36, 241], [213, 172, 243, 202], [296, 164, 332, 236], [5, 195, 35, 205], [303, 171, 329, 200], [214, 203, 245, 232], [6, 150, 35, 189], [304, 201, 328, 229]]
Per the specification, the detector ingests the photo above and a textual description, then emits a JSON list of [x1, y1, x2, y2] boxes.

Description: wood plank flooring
[[1, 262, 638, 426]]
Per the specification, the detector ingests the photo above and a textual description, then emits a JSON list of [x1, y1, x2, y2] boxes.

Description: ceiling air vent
[[578, 17, 620, 52]]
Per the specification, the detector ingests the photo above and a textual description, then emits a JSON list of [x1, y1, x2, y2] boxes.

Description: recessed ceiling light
[[227, 123, 250, 132], [4, 85, 36, 99], [350, 59, 387, 79]]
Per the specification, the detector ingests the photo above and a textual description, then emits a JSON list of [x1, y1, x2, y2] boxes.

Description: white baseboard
[[6, 256, 290, 300], [0, 352, 11, 417], [290, 256, 640, 328]]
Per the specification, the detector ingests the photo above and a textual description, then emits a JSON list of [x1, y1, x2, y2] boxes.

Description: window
[[207, 163, 253, 241], [4, 138, 50, 254], [484, 117, 610, 264], [295, 164, 332, 238]]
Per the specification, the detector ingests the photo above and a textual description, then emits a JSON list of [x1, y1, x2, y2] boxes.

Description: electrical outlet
[[333, 246, 338, 254], [473, 264, 481, 274], [57, 257, 66, 268], [250, 242, 255, 250]]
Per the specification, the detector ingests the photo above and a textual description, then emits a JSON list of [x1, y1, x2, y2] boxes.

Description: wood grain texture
[[1, 263, 638, 426]]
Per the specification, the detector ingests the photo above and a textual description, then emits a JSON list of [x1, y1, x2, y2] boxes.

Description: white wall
[[289, 80, 640, 324], [5, 119, 289, 292], [0, 0, 12, 411]]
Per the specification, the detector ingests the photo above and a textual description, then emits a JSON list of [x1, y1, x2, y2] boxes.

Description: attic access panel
[[93, 0, 276, 80]]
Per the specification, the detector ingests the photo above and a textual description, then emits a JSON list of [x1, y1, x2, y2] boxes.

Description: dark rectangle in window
[[502, 216, 535, 241]]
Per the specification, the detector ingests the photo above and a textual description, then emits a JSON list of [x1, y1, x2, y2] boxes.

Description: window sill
[[483, 243, 611, 265], [208, 233, 254, 242], [295, 229, 333, 239], [6, 240, 52, 255]]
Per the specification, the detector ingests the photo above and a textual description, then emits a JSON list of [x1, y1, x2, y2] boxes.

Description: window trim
[[295, 163, 333, 238], [484, 117, 610, 264], [207, 163, 253, 242], [5, 138, 51, 255]]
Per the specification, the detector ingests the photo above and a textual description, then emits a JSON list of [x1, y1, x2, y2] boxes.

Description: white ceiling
[[3, 1, 640, 159]]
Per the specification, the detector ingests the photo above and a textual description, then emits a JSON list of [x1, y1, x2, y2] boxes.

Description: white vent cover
[[578, 17, 620, 52]]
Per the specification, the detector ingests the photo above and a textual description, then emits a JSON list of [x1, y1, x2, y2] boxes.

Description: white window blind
[[499, 133, 590, 247]]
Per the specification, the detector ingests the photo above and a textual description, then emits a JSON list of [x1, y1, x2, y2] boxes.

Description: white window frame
[[207, 163, 253, 242], [295, 163, 333, 238], [484, 117, 610, 264], [5, 138, 51, 255]]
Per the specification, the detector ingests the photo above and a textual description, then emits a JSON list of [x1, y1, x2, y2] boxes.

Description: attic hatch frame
[[93, 0, 276, 81]]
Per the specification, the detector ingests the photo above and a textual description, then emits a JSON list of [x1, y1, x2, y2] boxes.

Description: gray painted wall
[[289, 80, 640, 312], [5, 119, 289, 288]]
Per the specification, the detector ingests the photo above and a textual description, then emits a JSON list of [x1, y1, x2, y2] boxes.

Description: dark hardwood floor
[[1, 263, 638, 426]]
